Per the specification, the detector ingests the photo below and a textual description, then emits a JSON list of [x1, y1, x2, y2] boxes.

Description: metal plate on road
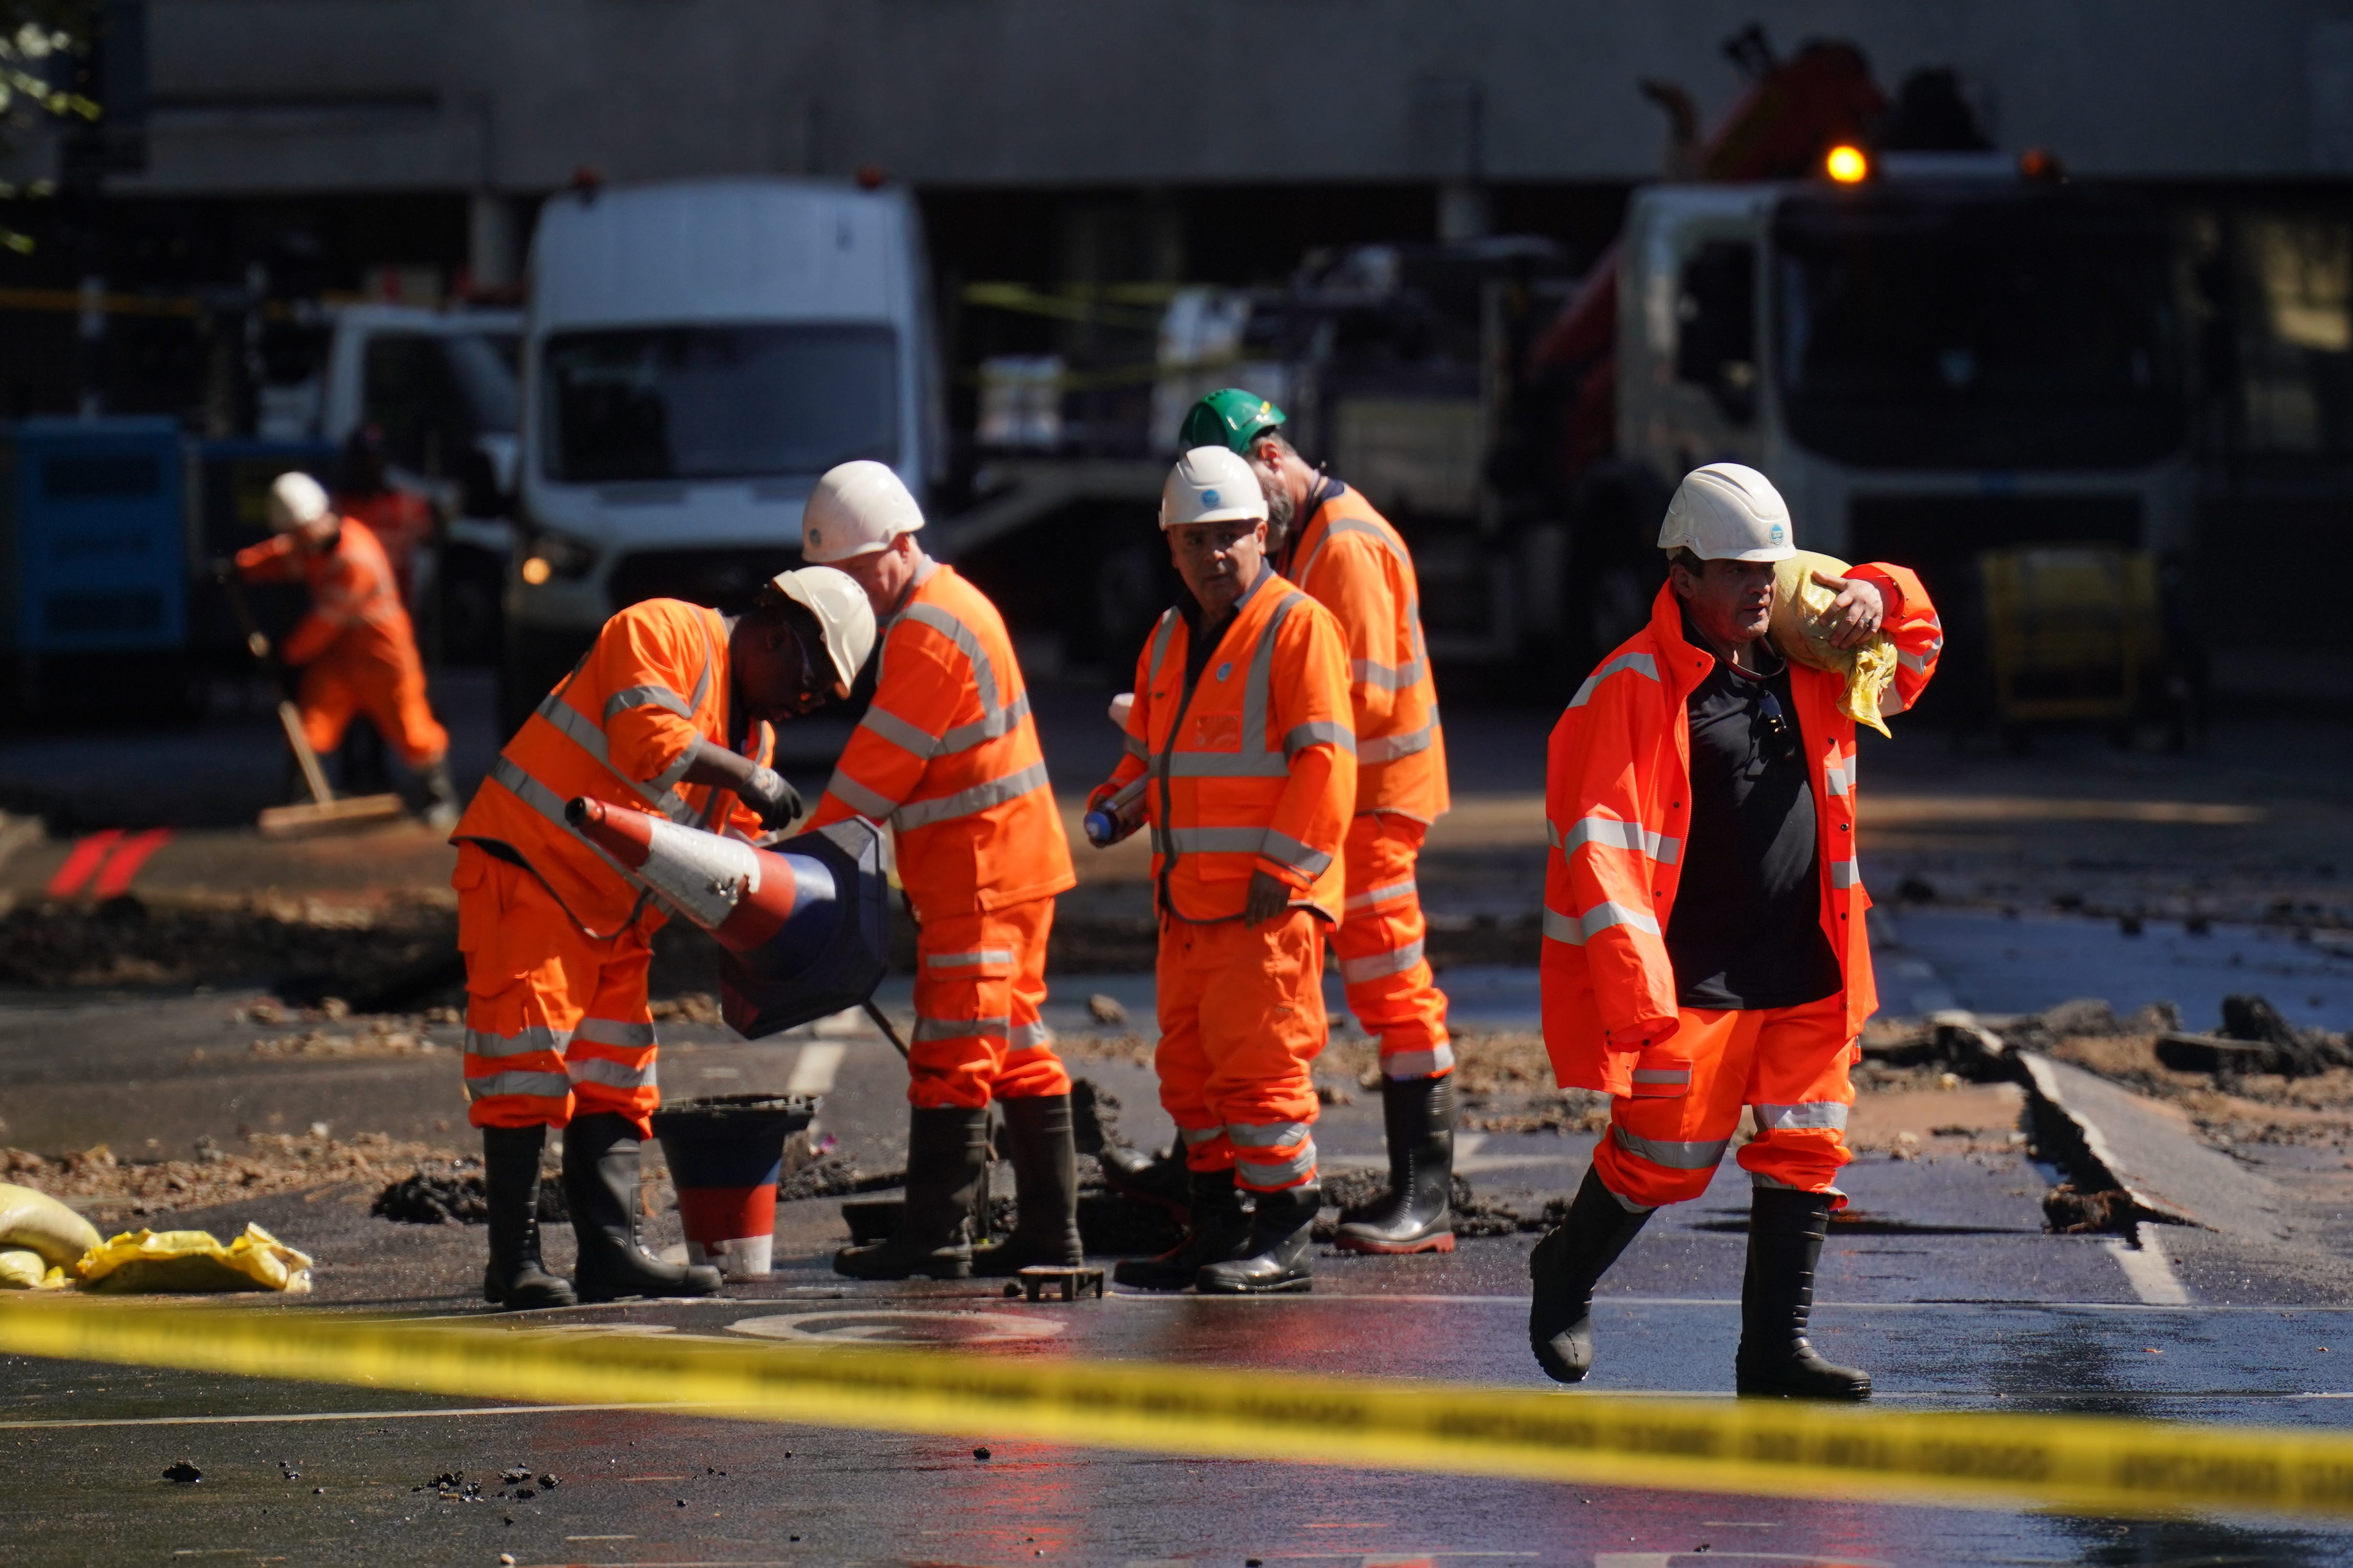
[[727, 1309, 1067, 1345]]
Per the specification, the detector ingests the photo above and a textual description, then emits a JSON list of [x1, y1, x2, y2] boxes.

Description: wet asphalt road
[[10, 1001, 2353, 1565]]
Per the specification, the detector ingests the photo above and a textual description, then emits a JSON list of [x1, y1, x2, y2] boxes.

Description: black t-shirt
[[1664, 611, 1841, 1010]]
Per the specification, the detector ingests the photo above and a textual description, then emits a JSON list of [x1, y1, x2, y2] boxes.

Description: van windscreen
[[541, 323, 898, 483]]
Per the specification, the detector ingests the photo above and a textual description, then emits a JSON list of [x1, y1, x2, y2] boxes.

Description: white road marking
[[2105, 1227, 2191, 1306], [1454, 1133, 1488, 1160], [785, 1041, 846, 1096]]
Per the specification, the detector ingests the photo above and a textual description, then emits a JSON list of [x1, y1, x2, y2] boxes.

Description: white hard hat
[[769, 566, 877, 698], [266, 471, 332, 533], [1658, 462, 1796, 562], [1159, 445, 1268, 531], [801, 460, 924, 563]]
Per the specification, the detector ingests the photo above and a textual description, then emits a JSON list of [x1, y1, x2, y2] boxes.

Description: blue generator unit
[[0, 418, 193, 717]]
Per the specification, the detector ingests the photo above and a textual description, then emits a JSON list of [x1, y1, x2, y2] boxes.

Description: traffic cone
[[565, 796, 824, 955]]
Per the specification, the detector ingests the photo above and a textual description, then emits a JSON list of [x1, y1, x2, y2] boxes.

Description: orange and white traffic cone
[[565, 796, 820, 953]]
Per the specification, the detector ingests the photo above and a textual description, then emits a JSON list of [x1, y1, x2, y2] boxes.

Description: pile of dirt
[[2043, 1183, 2138, 1235], [0, 896, 456, 996], [4, 1130, 460, 1222], [777, 1145, 906, 1202], [370, 1168, 569, 1225]]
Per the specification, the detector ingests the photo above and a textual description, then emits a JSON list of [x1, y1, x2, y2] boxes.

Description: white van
[[504, 176, 941, 731]]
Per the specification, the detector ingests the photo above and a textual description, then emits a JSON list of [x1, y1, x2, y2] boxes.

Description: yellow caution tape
[[5, 1294, 2353, 1519]]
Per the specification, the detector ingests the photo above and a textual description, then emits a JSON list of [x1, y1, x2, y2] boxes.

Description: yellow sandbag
[[0, 1181, 102, 1270], [1771, 550, 1900, 738], [0, 1248, 64, 1289], [77, 1224, 314, 1295]]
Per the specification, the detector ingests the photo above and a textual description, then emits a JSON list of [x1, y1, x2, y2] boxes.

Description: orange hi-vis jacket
[[1281, 483, 1448, 821], [452, 598, 762, 937], [809, 562, 1074, 917], [1093, 569, 1357, 924], [234, 519, 413, 669], [1541, 568, 1942, 1097]]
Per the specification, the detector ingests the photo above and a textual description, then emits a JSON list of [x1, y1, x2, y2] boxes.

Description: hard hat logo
[[1159, 446, 1269, 531]]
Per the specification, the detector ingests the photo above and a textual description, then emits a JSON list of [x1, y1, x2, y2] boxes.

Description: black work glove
[[737, 765, 803, 832]]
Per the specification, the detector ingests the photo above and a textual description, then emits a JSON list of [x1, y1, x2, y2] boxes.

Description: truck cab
[[506, 177, 941, 733], [1614, 170, 2191, 625]]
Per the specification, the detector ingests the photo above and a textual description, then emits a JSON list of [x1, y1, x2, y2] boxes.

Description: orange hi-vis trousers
[[456, 845, 662, 1136], [909, 896, 1069, 1110], [299, 638, 448, 768], [1334, 812, 1452, 1080], [1590, 990, 1856, 1210], [1155, 910, 1325, 1194]]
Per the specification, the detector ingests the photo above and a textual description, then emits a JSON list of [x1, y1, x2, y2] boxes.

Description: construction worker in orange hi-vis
[[798, 461, 1080, 1282], [1178, 389, 1456, 1255], [448, 567, 877, 1309], [332, 423, 435, 606], [233, 471, 460, 827], [1088, 446, 1356, 1294], [1530, 463, 1942, 1400]]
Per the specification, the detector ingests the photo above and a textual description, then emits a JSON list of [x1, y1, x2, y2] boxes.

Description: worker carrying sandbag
[[1531, 462, 1942, 1399], [449, 568, 876, 1309], [799, 463, 1081, 1282], [1086, 447, 1356, 1295], [232, 472, 458, 827]]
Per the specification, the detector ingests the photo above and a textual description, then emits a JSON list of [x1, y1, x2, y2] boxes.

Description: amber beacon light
[[1823, 144, 1870, 184]]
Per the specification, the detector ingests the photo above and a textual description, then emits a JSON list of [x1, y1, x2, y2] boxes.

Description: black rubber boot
[[971, 1095, 1083, 1276], [562, 1111, 724, 1303], [1335, 1074, 1456, 1254], [1528, 1164, 1654, 1382], [1196, 1183, 1321, 1294], [1111, 1168, 1252, 1290], [1097, 1140, 1192, 1219], [1735, 1186, 1872, 1401], [481, 1125, 575, 1310], [835, 1106, 991, 1280]]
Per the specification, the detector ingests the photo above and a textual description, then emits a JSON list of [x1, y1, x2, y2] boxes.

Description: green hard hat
[[1180, 388, 1287, 454]]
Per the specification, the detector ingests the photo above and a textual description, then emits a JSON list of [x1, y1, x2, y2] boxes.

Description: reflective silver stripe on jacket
[[893, 759, 1052, 831], [1359, 714, 1437, 765], [859, 704, 940, 759], [464, 1023, 573, 1059], [1824, 760, 1850, 797], [890, 600, 1035, 754], [1609, 1125, 1729, 1169], [1261, 829, 1334, 879], [1351, 655, 1427, 691], [826, 772, 900, 822], [1630, 1067, 1690, 1087], [532, 698, 696, 824], [925, 948, 1015, 971], [1124, 733, 1149, 759], [1830, 858, 1861, 889], [1228, 1120, 1313, 1149], [1344, 877, 1417, 912], [1558, 815, 1682, 865], [1754, 1101, 1849, 1131], [1340, 939, 1424, 985], [572, 1018, 657, 1049], [603, 683, 692, 722], [1294, 509, 1434, 692], [1540, 899, 1662, 945], [466, 1069, 572, 1102], [487, 755, 640, 886], [913, 1014, 1012, 1042], [1283, 720, 1356, 759], [1179, 1124, 1224, 1146], [1009, 1020, 1054, 1051], [1568, 651, 1660, 709], [569, 1054, 657, 1091], [1382, 1044, 1455, 1078]]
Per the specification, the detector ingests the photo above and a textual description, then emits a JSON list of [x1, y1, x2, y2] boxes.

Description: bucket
[[649, 1094, 814, 1279]]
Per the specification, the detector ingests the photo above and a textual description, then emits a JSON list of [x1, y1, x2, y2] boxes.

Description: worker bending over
[[450, 568, 876, 1309], [1531, 463, 1941, 1399], [1183, 389, 1455, 1254], [234, 471, 457, 826], [801, 462, 1080, 1282], [1090, 446, 1356, 1294]]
